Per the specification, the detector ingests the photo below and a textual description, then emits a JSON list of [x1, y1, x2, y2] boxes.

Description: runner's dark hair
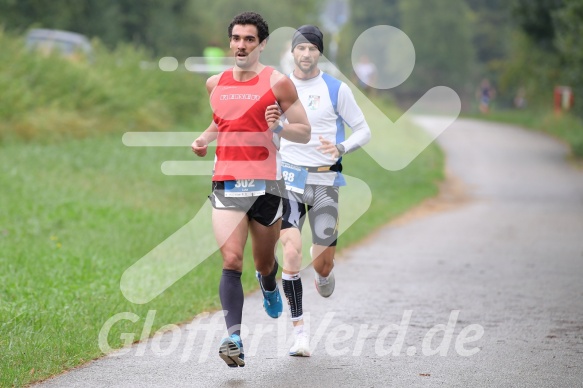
[[228, 11, 269, 43]]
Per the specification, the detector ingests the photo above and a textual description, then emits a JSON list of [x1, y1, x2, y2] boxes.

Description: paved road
[[40, 118, 583, 387]]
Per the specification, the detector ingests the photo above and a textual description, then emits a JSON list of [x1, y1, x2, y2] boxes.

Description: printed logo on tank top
[[308, 95, 320, 110], [219, 94, 261, 101]]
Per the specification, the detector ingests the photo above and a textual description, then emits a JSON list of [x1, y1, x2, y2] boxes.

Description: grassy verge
[[465, 108, 583, 160], [0, 99, 443, 386]]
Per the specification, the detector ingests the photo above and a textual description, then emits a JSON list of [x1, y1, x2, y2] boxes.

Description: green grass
[[0, 99, 443, 385], [465, 107, 583, 160], [0, 135, 218, 385]]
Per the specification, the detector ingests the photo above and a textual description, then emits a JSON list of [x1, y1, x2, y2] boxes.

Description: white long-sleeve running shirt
[[280, 70, 371, 186]]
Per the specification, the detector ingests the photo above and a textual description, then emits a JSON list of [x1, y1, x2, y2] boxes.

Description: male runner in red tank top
[[191, 11, 310, 368]]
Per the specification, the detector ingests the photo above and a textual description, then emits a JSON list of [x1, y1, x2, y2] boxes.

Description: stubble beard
[[296, 59, 317, 75]]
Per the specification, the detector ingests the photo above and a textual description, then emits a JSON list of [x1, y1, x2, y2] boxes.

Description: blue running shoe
[[256, 271, 283, 318], [218, 334, 245, 368]]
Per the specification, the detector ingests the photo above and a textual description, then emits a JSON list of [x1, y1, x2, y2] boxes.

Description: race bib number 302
[[281, 162, 308, 194], [224, 179, 266, 197]]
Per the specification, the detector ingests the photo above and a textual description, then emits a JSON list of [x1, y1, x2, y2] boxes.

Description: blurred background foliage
[[0, 0, 582, 119]]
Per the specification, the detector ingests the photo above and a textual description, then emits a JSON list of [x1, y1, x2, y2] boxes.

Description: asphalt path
[[39, 118, 583, 387]]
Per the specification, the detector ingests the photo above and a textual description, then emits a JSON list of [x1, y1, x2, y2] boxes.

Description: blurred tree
[[0, 0, 82, 31], [349, 0, 400, 29], [553, 0, 583, 115], [498, 30, 560, 108], [511, 0, 564, 51], [0, 0, 319, 59], [335, 0, 399, 76], [462, 0, 514, 107], [0, 0, 202, 57], [504, 0, 582, 116], [398, 0, 475, 100], [464, 0, 512, 68]]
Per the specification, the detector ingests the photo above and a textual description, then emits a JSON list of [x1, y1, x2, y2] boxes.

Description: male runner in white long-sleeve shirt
[[266, 25, 371, 356]]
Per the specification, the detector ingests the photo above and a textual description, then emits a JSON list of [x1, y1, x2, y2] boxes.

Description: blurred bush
[[0, 29, 208, 142]]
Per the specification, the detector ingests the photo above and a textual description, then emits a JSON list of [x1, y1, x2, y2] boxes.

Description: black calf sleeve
[[219, 269, 243, 336], [260, 259, 278, 292], [282, 272, 303, 321]]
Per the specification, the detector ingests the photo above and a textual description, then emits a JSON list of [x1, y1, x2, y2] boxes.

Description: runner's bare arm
[[191, 75, 221, 156], [271, 73, 311, 144], [191, 121, 218, 157]]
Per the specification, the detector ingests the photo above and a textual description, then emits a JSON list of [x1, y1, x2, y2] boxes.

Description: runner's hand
[[265, 104, 282, 130], [191, 137, 208, 157], [317, 136, 340, 158]]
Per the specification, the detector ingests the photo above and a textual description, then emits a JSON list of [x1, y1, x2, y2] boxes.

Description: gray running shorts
[[281, 184, 339, 247]]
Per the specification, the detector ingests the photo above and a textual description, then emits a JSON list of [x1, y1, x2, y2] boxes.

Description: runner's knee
[[221, 251, 244, 271], [255, 258, 277, 276]]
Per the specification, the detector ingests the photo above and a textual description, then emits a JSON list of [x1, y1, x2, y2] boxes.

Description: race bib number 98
[[281, 162, 308, 194]]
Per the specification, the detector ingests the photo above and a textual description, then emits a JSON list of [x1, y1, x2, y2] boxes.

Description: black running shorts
[[209, 179, 286, 227]]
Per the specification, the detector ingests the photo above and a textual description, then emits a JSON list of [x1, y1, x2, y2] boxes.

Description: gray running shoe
[[314, 271, 335, 298]]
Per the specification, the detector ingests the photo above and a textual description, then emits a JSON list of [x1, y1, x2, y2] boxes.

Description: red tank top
[[210, 66, 281, 181]]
